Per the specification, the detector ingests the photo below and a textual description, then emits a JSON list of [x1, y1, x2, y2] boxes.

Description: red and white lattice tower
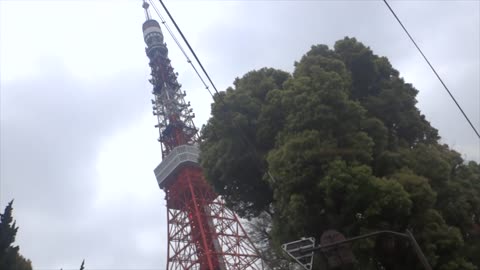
[[141, 2, 263, 270]]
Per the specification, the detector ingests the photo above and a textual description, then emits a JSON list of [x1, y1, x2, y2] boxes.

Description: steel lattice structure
[[141, 2, 263, 270]]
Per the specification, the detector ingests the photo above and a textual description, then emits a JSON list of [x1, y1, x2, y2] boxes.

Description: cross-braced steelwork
[[141, 2, 263, 269]]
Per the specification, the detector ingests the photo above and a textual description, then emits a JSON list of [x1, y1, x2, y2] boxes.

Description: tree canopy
[[199, 37, 480, 269], [0, 200, 33, 270]]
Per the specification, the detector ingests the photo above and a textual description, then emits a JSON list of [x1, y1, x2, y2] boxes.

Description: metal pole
[[304, 230, 410, 253], [406, 230, 432, 270], [286, 230, 432, 270]]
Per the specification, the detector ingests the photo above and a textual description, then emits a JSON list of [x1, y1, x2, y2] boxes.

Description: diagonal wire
[[383, 0, 480, 139], [157, 0, 220, 95], [147, 0, 214, 98]]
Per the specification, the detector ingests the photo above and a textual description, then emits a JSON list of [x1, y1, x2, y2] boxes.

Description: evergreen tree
[[200, 38, 480, 269], [0, 200, 33, 270]]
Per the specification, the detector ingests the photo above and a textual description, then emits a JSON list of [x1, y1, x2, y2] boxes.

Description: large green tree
[[200, 37, 480, 269], [0, 200, 33, 270]]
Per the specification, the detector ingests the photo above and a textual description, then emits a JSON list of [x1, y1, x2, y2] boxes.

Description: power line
[[147, 0, 214, 98], [157, 0, 220, 95], [383, 0, 480, 139]]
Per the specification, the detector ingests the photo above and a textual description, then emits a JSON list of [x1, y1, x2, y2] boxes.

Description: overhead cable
[[383, 0, 480, 139], [157, 0, 220, 95], [147, 0, 214, 98]]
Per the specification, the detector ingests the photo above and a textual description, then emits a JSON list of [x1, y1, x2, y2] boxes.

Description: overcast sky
[[0, 0, 479, 269]]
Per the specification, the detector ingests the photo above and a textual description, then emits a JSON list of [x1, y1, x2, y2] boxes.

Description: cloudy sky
[[0, 0, 478, 269]]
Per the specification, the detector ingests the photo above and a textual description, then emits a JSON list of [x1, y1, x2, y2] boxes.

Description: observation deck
[[154, 144, 200, 189]]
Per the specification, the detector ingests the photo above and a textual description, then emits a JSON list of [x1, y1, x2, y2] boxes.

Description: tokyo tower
[[140, 2, 263, 269]]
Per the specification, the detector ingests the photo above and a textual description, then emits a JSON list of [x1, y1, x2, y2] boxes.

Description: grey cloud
[[0, 57, 167, 268], [193, 1, 479, 160], [0, 1, 478, 270]]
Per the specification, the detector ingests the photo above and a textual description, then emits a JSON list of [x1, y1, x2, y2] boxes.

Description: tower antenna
[[142, 0, 151, 20]]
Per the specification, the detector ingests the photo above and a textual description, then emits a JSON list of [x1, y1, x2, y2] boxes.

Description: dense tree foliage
[[0, 200, 33, 270], [200, 37, 480, 269]]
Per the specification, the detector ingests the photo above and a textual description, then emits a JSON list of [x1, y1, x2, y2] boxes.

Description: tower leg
[[165, 167, 262, 270]]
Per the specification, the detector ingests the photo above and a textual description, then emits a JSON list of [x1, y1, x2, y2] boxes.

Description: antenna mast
[[142, 0, 152, 20]]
